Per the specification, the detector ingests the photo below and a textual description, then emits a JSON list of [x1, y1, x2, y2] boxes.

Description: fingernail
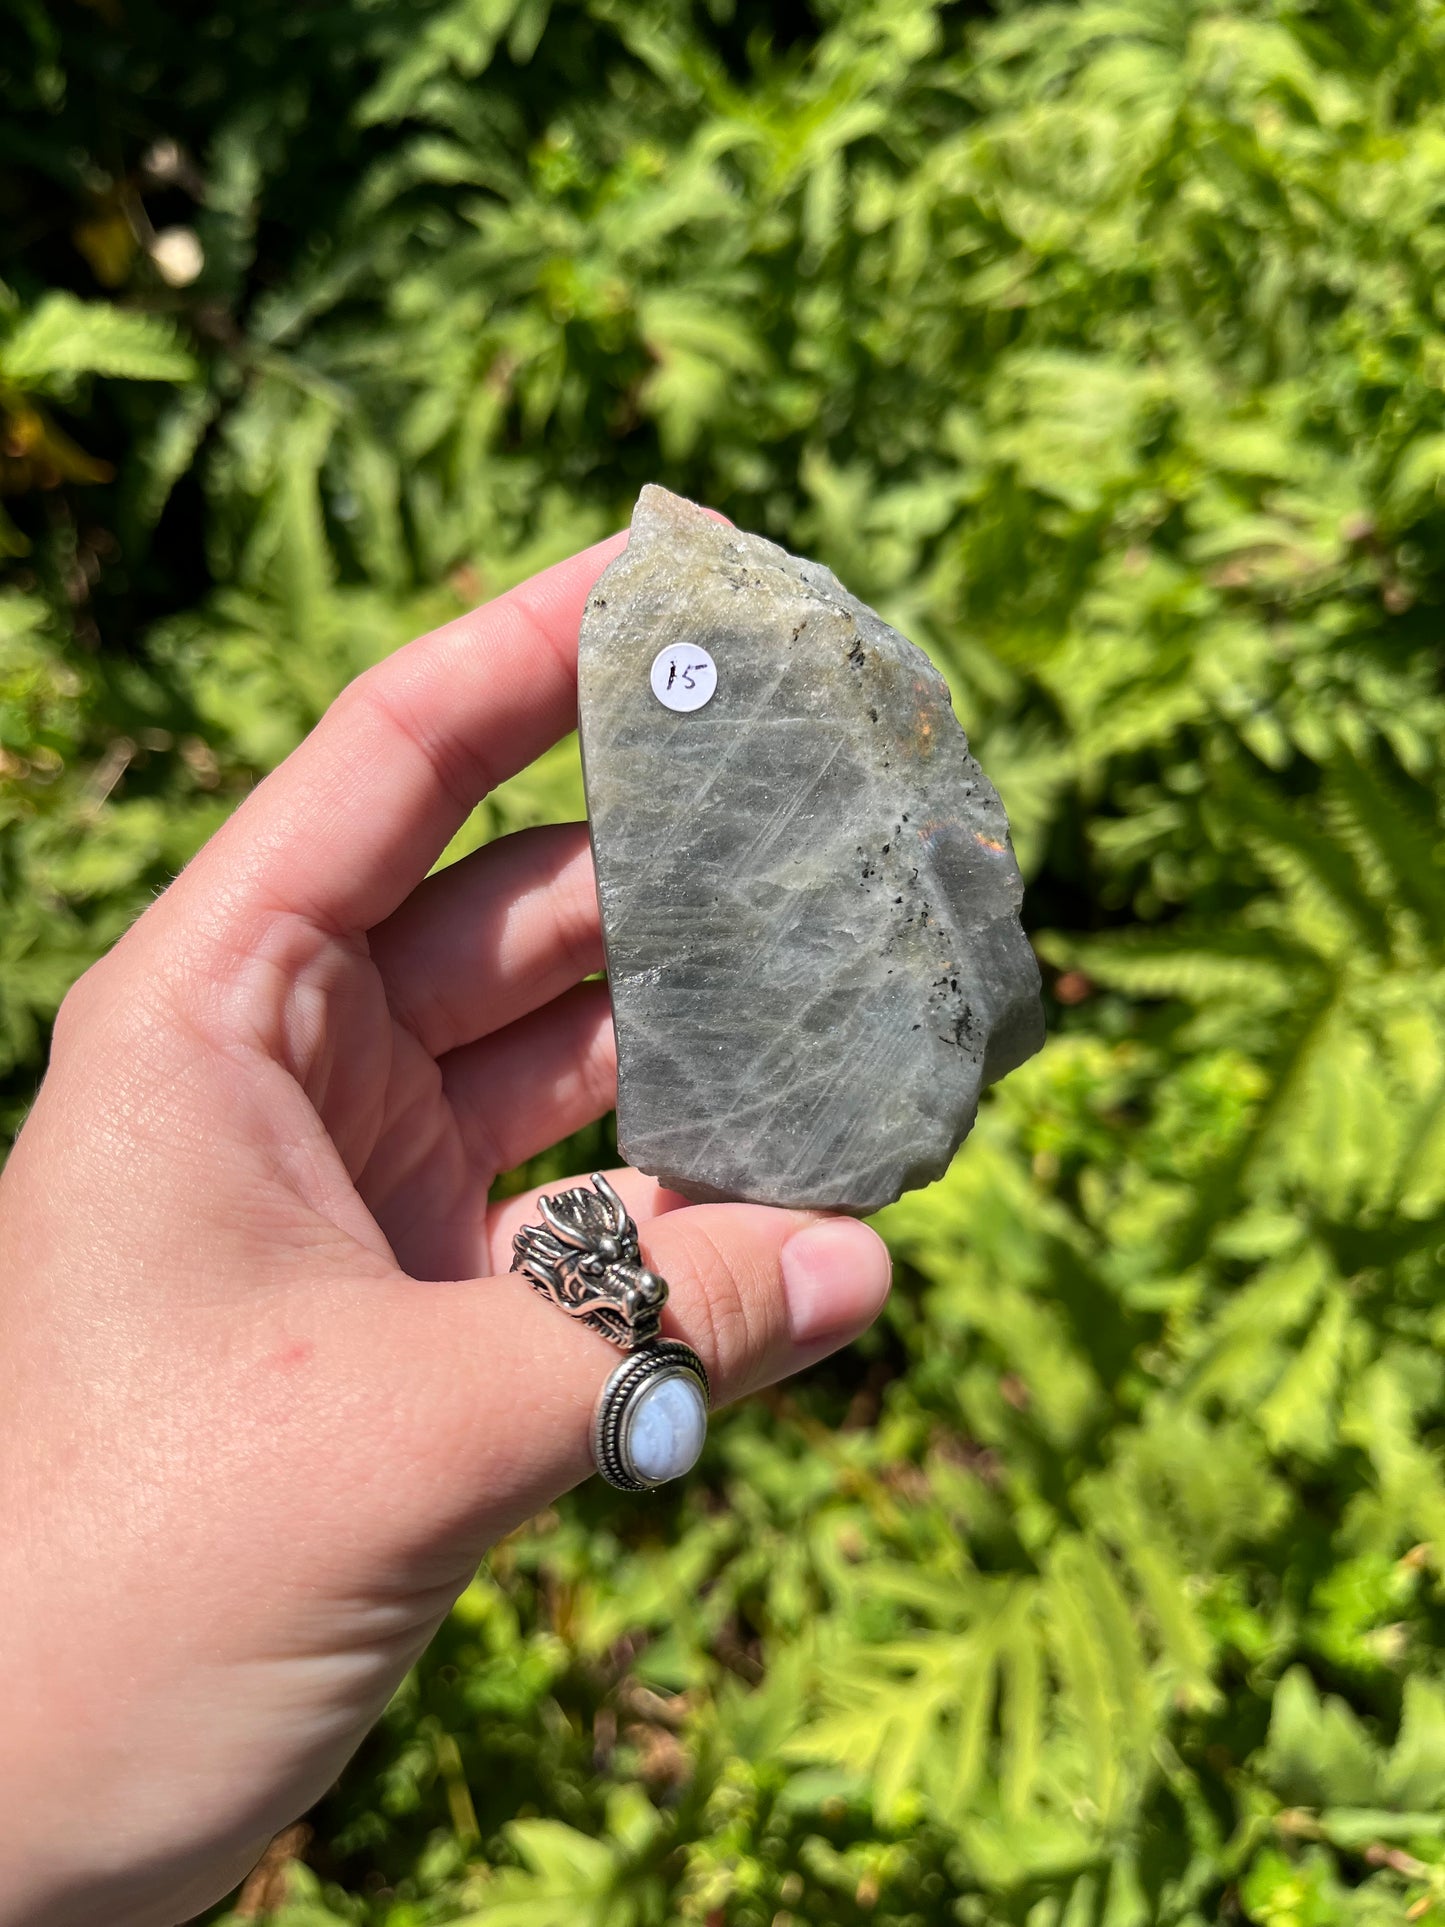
[[781, 1218, 892, 1345]]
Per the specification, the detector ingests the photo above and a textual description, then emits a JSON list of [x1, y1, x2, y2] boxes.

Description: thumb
[[359, 1183, 891, 1561]]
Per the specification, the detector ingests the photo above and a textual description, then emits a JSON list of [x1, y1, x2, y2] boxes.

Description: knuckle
[[573, 996, 617, 1101], [47, 938, 185, 1097], [50, 960, 105, 1054], [660, 1217, 772, 1388], [449, 1086, 507, 1181], [344, 665, 494, 821], [52, 941, 144, 1050], [548, 873, 603, 986]]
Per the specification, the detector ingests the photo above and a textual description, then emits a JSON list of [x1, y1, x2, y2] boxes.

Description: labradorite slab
[[578, 486, 1044, 1213]]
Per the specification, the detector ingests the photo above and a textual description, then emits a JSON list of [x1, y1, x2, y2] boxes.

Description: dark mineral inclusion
[[578, 486, 1044, 1213]]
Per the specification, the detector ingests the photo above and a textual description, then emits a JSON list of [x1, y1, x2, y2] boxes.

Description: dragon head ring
[[511, 1172, 669, 1349]]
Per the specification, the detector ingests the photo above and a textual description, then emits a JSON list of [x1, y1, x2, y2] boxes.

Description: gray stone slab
[[578, 486, 1044, 1213]]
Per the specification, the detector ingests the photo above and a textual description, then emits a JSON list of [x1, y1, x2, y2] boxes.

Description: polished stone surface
[[626, 1371, 708, 1484], [579, 485, 1044, 1212]]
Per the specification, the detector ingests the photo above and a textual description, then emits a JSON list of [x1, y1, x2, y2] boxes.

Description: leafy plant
[[4, 0, 1445, 1921]]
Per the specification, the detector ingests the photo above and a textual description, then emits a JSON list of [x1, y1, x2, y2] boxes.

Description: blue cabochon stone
[[625, 1371, 708, 1485]]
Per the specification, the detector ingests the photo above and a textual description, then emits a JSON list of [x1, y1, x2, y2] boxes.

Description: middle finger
[[368, 822, 602, 1058]]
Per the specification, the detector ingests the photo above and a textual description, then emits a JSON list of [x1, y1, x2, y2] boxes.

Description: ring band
[[511, 1173, 710, 1492]]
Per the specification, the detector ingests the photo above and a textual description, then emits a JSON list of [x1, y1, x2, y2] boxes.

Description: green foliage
[[6, 0, 1445, 1920]]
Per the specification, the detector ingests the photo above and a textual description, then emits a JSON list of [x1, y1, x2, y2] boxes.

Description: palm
[[317, 940, 477, 1275], [163, 544, 629, 1292], [256, 819, 612, 1287], [362, 1004, 478, 1273]]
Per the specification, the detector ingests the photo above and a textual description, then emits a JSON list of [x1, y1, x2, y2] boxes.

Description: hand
[[0, 536, 892, 1927]]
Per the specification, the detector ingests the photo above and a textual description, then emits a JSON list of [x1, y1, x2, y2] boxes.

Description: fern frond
[[1211, 761, 1394, 962], [1039, 925, 1311, 1006], [0, 294, 196, 392], [1323, 747, 1445, 950]]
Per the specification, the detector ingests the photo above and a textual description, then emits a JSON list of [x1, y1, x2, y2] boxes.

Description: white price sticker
[[650, 645, 717, 713]]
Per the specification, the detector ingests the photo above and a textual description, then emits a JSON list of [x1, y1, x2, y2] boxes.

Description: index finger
[[177, 532, 627, 937]]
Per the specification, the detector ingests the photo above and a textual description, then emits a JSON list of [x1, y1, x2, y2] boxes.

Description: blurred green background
[[5, 0, 1445, 1920]]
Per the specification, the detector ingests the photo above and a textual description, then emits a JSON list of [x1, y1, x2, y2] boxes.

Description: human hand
[[0, 536, 892, 1927]]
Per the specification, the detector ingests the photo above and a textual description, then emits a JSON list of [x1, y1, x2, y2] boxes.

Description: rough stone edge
[[579, 485, 1045, 1213]]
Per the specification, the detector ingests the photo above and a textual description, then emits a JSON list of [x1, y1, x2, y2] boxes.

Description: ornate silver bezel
[[591, 1340, 711, 1493]]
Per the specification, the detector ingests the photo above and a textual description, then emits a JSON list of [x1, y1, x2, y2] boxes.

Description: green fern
[[7, 1, 1445, 1922]]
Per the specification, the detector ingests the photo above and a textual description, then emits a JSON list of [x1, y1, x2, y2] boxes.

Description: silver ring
[[511, 1173, 710, 1492]]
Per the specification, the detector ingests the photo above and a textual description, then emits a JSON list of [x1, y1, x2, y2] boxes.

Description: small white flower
[[150, 227, 204, 287]]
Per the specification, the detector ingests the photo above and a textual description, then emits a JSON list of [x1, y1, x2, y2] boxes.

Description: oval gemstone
[[626, 1371, 707, 1484]]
